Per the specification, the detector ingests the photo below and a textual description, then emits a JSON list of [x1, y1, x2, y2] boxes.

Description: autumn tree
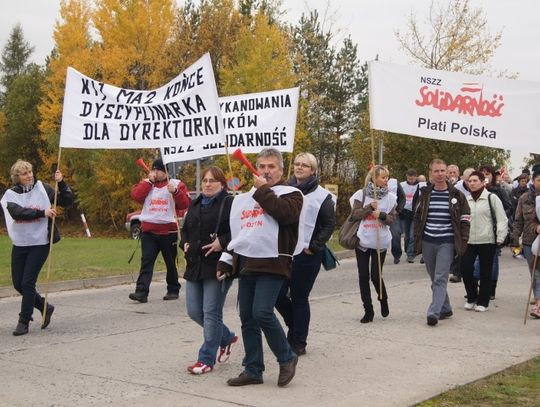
[[216, 10, 296, 183], [395, 0, 502, 74], [171, 0, 243, 82], [388, 0, 509, 175]]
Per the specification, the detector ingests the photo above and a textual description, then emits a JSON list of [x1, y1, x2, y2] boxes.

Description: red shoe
[[217, 335, 238, 363], [187, 361, 213, 375], [530, 305, 540, 319]]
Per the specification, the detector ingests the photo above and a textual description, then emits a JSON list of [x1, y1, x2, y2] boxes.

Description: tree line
[[0, 0, 510, 229]]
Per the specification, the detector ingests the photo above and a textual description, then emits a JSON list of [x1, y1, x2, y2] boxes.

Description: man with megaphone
[[218, 148, 304, 388], [128, 158, 191, 303]]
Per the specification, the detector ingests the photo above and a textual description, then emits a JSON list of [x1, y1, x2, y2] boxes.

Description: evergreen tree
[[0, 24, 34, 95]]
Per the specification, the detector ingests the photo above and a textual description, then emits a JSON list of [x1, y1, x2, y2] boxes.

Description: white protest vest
[[228, 185, 305, 258], [138, 179, 180, 224], [302, 186, 336, 249], [388, 178, 398, 195], [350, 189, 397, 250], [400, 181, 418, 211], [532, 196, 540, 254], [0, 181, 50, 246]]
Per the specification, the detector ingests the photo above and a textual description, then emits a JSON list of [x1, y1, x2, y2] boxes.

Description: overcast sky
[[1, 0, 538, 174]]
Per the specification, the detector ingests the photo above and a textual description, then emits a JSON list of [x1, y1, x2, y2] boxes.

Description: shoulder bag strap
[[487, 193, 497, 244]]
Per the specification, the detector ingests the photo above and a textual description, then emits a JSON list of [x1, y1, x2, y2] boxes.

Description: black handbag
[[321, 246, 339, 270]]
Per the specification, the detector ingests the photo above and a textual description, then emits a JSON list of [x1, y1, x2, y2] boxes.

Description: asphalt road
[[1, 251, 539, 406]]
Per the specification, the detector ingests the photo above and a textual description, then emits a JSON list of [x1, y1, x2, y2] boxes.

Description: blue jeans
[[522, 245, 540, 299], [275, 250, 323, 348], [400, 218, 415, 259], [238, 274, 296, 379], [186, 279, 235, 366]]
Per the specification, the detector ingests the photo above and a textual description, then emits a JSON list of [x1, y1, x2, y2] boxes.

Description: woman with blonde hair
[[1, 160, 73, 335], [275, 152, 336, 355], [348, 165, 397, 323]]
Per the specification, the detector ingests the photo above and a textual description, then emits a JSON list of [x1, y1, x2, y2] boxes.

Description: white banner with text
[[369, 61, 540, 153], [60, 53, 224, 149], [160, 87, 299, 163]]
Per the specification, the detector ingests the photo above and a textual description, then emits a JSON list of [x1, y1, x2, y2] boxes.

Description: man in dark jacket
[[414, 159, 470, 327], [218, 148, 302, 387]]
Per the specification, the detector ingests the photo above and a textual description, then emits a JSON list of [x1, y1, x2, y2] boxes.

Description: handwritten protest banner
[[369, 61, 540, 153], [160, 87, 299, 163], [60, 53, 224, 149]]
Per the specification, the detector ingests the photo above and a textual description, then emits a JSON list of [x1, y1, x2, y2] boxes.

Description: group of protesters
[[2, 151, 539, 388]]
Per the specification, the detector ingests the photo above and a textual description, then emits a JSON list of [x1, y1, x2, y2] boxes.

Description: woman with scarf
[[180, 166, 237, 374], [275, 152, 336, 356], [461, 171, 508, 312], [349, 165, 397, 323], [1, 160, 73, 335], [512, 169, 540, 318]]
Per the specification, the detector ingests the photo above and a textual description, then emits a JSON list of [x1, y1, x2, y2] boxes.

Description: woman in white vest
[[349, 165, 397, 323], [0, 160, 73, 336], [275, 152, 336, 356]]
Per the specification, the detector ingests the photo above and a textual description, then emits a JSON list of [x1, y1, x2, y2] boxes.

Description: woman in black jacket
[[180, 166, 236, 375], [1, 160, 73, 336], [275, 152, 336, 356]]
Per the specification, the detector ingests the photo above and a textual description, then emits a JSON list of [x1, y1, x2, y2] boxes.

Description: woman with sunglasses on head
[[180, 166, 237, 374], [349, 165, 397, 323], [1, 160, 73, 336], [275, 152, 336, 356]]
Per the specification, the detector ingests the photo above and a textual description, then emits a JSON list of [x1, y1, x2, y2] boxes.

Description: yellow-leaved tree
[[39, 0, 95, 178], [219, 10, 297, 183]]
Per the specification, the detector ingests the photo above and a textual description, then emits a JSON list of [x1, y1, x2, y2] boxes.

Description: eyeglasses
[[293, 162, 311, 169], [202, 179, 220, 184]]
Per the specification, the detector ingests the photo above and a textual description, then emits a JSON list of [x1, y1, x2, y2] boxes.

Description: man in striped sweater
[[413, 159, 470, 326]]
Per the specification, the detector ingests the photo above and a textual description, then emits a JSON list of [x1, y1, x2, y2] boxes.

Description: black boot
[[129, 291, 148, 303], [380, 299, 389, 318], [491, 280, 497, 300], [41, 304, 55, 329], [360, 305, 374, 323], [13, 321, 29, 336]]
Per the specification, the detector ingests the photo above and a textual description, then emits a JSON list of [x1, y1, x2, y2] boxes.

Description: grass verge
[[0, 235, 184, 287], [417, 357, 540, 406]]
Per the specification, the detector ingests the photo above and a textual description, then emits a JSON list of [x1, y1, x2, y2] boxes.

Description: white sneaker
[[464, 302, 476, 310], [475, 305, 488, 312]]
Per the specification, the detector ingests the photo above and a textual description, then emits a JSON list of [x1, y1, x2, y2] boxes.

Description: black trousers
[[11, 244, 50, 323], [355, 248, 388, 310], [275, 250, 323, 348], [136, 232, 180, 294], [461, 243, 496, 307]]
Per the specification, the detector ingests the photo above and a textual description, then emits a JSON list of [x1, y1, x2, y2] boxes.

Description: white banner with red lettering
[[60, 53, 225, 149], [369, 61, 540, 153], [160, 87, 299, 163]]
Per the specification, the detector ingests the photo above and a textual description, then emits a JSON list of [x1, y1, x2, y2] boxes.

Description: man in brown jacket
[[414, 159, 470, 326], [218, 148, 302, 387]]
